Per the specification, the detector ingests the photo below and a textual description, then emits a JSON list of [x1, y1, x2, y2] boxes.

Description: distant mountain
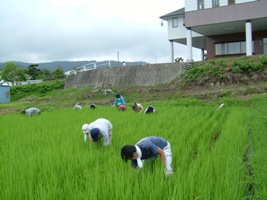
[[0, 60, 149, 72]]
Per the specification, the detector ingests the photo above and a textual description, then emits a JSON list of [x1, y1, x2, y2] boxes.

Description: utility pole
[[117, 52, 120, 66]]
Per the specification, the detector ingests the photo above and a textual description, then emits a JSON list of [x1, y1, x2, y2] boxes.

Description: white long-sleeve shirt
[[25, 107, 41, 116], [88, 118, 112, 146]]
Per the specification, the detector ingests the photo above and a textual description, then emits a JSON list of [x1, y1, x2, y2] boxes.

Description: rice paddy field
[[1, 95, 267, 200]]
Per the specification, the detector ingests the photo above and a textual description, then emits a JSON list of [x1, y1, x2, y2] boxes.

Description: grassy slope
[[1, 78, 267, 115], [2, 55, 267, 114]]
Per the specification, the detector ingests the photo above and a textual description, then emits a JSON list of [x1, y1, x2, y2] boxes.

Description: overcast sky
[[0, 0, 200, 64]]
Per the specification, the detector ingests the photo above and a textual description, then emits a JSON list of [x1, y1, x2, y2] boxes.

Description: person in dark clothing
[[121, 136, 173, 177], [90, 104, 96, 109], [144, 106, 155, 114]]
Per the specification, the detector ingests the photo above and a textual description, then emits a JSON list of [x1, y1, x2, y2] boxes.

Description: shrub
[[10, 80, 65, 101], [231, 56, 265, 73], [182, 65, 206, 81], [259, 55, 267, 64], [182, 59, 226, 82]]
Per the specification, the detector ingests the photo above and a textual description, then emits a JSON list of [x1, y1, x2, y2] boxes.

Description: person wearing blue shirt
[[121, 136, 173, 177], [113, 94, 126, 107]]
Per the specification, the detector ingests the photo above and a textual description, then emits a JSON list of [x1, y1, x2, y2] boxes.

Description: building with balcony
[[160, 0, 267, 62]]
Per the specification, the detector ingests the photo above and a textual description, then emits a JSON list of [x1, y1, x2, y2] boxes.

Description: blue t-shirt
[[131, 136, 168, 168], [113, 95, 126, 106]]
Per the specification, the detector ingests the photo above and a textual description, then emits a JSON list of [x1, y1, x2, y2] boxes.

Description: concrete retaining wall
[[64, 63, 188, 89]]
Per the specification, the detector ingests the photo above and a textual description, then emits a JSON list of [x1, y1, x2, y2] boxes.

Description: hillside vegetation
[[1, 55, 267, 114]]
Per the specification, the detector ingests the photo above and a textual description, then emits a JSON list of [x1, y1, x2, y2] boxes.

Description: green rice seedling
[[244, 95, 267, 200], [1, 98, 267, 199]]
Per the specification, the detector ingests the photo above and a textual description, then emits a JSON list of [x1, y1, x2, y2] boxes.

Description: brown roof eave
[[159, 7, 185, 20]]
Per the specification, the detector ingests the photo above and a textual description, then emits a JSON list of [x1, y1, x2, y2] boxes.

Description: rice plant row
[[1, 99, 266, 199]]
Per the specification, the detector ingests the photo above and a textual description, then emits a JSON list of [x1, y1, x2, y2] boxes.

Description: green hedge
[[182, 55, 267, 82], [10, 80, 65, 101]]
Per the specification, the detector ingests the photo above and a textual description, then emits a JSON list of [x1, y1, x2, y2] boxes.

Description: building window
[[198, 0, 204, 9], [172, 18, 178, 28], [263, 38, 267, 54], [215, 41, 254, 55], [212, 0, 220, 7], [228, 0, 235, 5]]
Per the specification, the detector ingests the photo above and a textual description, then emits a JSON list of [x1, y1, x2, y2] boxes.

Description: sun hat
[[82, 124, 89, 134], [90, 128, 100, 142]]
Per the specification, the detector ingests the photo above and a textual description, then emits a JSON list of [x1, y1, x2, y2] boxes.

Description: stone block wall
[[64, 63, 188, 89]]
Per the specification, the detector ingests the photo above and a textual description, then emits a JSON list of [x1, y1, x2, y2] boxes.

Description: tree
[[1, 62, 26, 85], [13, 68, 27, 85], [27, 64, 41, 80], [52, 67, 64, 79], [43, 69, 52, 79]]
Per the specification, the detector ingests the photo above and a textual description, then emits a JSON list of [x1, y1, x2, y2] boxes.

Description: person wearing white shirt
[[73, 103, 82, 110], [22, 107, 41, 116], [82, 118, 113, 146], [132, 103, 143, 112]]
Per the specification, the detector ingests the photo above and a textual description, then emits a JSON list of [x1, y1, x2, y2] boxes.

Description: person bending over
[[132, 103, 143, 112], [22, 107, 41, 116], [121, 136, 173, 177], [144, 106, 155, 114], [113, 94, 126, 107], [82, 118, 112, 146]]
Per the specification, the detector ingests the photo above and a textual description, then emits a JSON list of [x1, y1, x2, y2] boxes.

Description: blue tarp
[[0, 85, 10, 103]]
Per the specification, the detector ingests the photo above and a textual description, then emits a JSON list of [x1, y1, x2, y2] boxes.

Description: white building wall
[[167, 17, 185, 39], [167, 17, 202, 40], [185, 0, 256, 12], [205, 0, 212, 9], [185, 0, 197, 12], [236, 0, 257, 3], [220, 0, 228, 6]]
